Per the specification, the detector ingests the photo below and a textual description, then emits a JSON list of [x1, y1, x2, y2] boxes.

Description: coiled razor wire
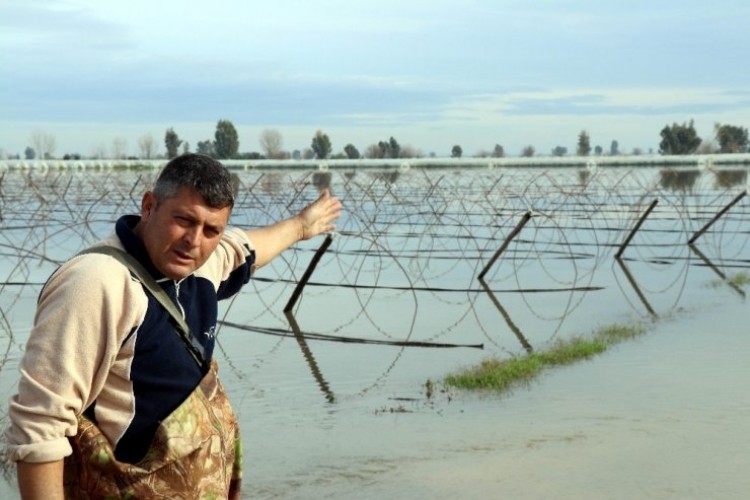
[[0, 165, 748, 399]]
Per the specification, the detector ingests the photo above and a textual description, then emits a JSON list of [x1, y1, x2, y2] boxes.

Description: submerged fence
[[1, 164, 749, 463], [2, 164, 747, 333]]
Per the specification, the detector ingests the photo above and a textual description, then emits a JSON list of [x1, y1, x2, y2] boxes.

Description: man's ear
[[141, 191, 157, 220]]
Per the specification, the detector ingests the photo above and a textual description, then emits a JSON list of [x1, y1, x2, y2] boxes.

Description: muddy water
[[251, 299, 748, 500], [217, 280, 749, 499], [1, 167, 748, 498]]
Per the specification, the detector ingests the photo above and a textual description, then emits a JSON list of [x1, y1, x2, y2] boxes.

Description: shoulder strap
[[78, 246, 206, 368]]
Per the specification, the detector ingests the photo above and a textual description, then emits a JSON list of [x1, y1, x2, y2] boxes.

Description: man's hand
[[295, 189, 342, 241], [245, 188, 343, 269]]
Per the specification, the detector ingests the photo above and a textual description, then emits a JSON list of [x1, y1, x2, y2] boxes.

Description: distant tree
[[399, 145, 421, 158], [311, 130, 332, 159], [165, 127, 182, 159], [451, 145, 463, 158], [370, 137, 398, 158], [610, 140, 620, 155], [112, 137, 127, 159], [697, 140, 717, 154], [259, 128, 284, 159], [344, 143, 360, 159], [492, 144, 505, 158], [91, 144, 106, 159], [214, 119, 239, 159], [375, 141, 388, 158], [521, 145, 535, 157], [714, 123, 749, 153], [24, 146, 35, 160], [292, 149, 302, 160], [577, 130, 591, 156], [552, 146, 567, 157], [303, 148, 315, 160], [32, 130, 56, 160], [370, 137, 408, 158], [236, 151, 264, 160], [594, 145, 603, 155], [63, 153, 82, 160], [196, 140, 215, 157], [182, 142, 190, 155], [374, 141, 387, 158], [632, 147, 643, 156], [388, 137, 400, 158], [364, 144, 381, 159], [138, 134, 157, 159], [659, 120, 701, 155]]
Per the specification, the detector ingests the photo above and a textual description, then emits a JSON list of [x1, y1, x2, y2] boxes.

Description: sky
[[2, 0, 750, 159]]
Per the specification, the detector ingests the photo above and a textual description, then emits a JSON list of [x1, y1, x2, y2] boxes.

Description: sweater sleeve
[[5, 252, 146, 463], [195, 227, 255, 293]]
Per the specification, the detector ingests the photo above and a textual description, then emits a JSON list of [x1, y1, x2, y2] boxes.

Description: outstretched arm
[[245, 189, 342, 269]]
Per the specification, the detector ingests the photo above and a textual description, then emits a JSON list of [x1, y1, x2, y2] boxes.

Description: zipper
[[174, 279, 187, 321]]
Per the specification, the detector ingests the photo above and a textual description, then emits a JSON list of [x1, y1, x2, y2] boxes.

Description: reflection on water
[[477, 278, 533, 353], [714, 168, 748, 189], [614, 258, 658, 318], [0, 165, 748, 498], [688, 244, 746, 298], [659, 168, 701, 191], [284, 310, 336, 404]]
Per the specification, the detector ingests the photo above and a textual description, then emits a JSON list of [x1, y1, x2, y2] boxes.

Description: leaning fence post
[[614, 258, 658, 318], [688, 189, 747, 245], [615, 199, 658, 259], [283, 234, 334, 313], [477, 211, 532, 280], [688, 243, 746, 299]]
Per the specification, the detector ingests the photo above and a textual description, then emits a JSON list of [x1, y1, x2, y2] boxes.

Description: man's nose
[[183, 226, 201, 246]]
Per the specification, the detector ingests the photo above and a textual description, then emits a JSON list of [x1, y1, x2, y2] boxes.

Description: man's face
[[137, 186, 231, 280]]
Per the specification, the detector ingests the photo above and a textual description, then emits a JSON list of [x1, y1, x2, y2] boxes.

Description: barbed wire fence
[[0, 165, 748, 453], [2, 165, 748, 347]]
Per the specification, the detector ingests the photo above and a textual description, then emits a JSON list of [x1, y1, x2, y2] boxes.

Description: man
[[5, 154, 342, 498]]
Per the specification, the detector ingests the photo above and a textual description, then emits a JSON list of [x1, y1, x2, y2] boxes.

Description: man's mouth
[[172, 249, 194, 263]]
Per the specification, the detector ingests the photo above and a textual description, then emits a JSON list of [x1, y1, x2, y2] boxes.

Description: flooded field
[[1, 165, 748, 498]]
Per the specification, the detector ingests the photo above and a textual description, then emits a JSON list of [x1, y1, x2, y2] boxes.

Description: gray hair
[[153, 154, 235, 209]]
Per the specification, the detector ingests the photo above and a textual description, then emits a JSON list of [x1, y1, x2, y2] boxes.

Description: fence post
[[688, 190, 747, 245], [615, 199, 658, 259], [477, 211, 532, 280], [284, 234, 334, 313]]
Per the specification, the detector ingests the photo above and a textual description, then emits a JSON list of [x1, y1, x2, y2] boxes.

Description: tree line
[[6, 118, 749, 161]]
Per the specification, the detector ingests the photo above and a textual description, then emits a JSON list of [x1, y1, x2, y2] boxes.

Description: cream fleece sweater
[[5, 226, 254, 463]]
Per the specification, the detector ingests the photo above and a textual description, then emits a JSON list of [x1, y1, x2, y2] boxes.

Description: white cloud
[[2, 1, 750, 158]]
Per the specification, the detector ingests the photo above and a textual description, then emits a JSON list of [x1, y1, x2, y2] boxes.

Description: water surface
[[1, 166, 748, 498]]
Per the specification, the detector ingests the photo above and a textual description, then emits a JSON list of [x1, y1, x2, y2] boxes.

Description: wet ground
[[238, 298, 748, 499], [213, 257, 749, 499], [1, 166, 748, 498]]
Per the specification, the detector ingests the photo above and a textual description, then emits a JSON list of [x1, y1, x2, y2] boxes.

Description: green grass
[[441, 323, 645, 394], [707, 271, 750, 289], [727, 272, 750, 288]]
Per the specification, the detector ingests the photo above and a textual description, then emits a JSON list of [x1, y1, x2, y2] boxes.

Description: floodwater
[[1, 165, 748, 499]]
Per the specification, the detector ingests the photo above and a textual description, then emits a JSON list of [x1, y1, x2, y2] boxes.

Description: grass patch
[[707, 271, 750, 289], [442, 323, 645, 394], [729, 273, 750, 287], [727, 272, 750, 288]]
